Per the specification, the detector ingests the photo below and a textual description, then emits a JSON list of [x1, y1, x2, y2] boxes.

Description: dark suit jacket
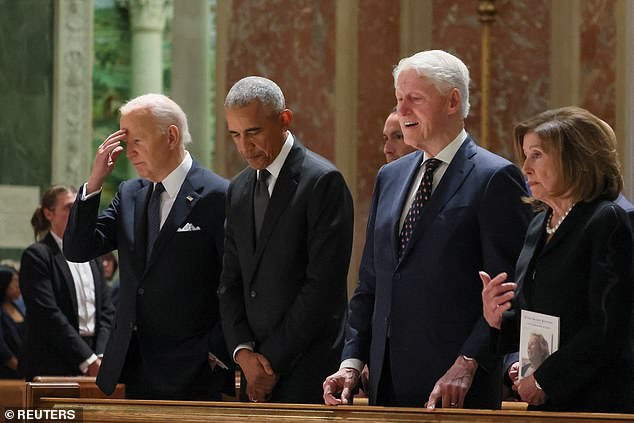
[[218, 140, 354, 404], [19, 232, 113, 379], [496, 199, 634, 412], [344, 136, 532, 407], [616, 194, 634, 354], [64, 161, 231, 400]]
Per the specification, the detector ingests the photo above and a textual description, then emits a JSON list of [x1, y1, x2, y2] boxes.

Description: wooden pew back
[[32, 376, 125, 399], [0, 379, 26, 409], [28, 390, 634, 423]]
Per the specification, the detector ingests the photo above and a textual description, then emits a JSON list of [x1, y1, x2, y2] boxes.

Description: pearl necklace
[[546, 203, 575, 235]]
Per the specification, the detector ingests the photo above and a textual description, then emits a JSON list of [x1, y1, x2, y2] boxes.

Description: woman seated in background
[[480, 106, 634, 412], [0, 265, 24, 379]]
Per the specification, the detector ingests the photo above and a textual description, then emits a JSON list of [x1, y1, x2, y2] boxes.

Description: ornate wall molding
[[122, 0, 171, 32], [52, 0, 93, 186]]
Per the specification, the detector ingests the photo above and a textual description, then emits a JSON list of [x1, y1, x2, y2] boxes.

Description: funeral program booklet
[[519, 309, 560, 379]]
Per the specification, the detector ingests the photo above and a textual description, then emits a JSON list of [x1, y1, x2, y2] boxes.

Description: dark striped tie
[[398, 158, 441, 257]]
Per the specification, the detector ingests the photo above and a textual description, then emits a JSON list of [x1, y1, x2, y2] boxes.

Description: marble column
[[335, 0, 358, 294], [122, 0, 170, 177], [171, 0, 212, 169], [617, 0, 634, 197], [52, 0, 94, 186], [400, 0, 432, 57]]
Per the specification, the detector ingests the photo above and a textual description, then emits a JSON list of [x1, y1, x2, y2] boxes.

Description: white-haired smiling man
[[323, 50, 532, 409]]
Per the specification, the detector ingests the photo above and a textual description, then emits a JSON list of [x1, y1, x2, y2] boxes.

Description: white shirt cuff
[[233, 342, 255, 362], [81, 182, 102, 200], [339, 358, 364, 373], [79, 353, 98, 373]]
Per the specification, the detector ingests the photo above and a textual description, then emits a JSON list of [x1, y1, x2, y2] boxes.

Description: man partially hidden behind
[[64, 94, 232, 400], [218, 76, 354, 403], [323, 50, 532, 409]]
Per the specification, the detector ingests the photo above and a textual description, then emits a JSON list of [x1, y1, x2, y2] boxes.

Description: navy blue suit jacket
[[344, 136, 532, 407], [64, 161, 230, 399]]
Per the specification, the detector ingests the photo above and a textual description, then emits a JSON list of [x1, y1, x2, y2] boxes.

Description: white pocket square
[[177, 222, 201, 232]]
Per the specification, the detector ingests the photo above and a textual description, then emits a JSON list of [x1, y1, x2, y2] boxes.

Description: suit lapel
[[144, 163, 202, 272], [399, 138, 476, 261], [243, 143, 302, 286], [256, 144, 302, 255], [515, 212, 547, 308], [390, 151, 424, 264], [44, 233, 79, 317], [133, 183, 152, 277], [89, 260, 101, 319], [540, 204, 582, 256]]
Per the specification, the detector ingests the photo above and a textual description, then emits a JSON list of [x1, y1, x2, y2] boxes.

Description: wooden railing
[[23, 382, 634, 423]]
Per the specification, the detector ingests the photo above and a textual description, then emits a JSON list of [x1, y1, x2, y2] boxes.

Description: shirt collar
[[50, 231, 63, 251], [157, 151, 193, 198], [262, 131, 294, 180], [423, 129, 467, 166]]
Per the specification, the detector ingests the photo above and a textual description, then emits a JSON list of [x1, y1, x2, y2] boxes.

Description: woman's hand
[[480, 271, 516, 329]]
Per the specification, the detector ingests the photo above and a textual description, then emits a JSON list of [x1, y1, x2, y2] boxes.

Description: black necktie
[[147, 182, 165, 262], [253, 169, 271, 240], [398, 158, 441, 257]]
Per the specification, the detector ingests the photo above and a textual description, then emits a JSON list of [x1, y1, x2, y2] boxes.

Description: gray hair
[[393, 50, 471, 119], [119, 93, 192, 145], [225, 76, 286, 115]]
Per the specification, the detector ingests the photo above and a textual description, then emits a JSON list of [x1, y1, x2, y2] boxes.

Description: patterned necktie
[[398, 158, 441, 257], [147, 182, 165, 263], [253, 169, 271, 240]]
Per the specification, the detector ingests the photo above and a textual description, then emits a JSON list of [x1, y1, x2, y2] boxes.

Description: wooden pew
[[32, 376, 125, 399], [26, 384, 634, 423], [0, 379, 26, 409]]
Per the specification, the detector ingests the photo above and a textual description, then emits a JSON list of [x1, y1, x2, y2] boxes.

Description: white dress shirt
[[51, 231, 98, 372]]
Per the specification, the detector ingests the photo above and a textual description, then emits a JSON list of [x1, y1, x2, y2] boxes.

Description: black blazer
[[19, 232, 113, 379], [497, 199, 634, 412], [343, 137, 532, 407], [64, 161, 231, 399], [218, 140, 354, 403]]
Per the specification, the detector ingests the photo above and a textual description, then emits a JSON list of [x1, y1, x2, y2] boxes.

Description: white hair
[[225, 76, 285, 115], [393, 50, 471, 119], [119, 93, 192, 145]]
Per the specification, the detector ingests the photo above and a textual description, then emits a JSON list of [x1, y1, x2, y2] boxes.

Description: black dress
[[0, 302, 25, 379]]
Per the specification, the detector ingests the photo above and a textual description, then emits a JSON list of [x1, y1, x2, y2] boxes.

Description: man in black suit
[[218, 76, 354, 404], [20, 185, 114, 380], [64, 94, 231, 400]]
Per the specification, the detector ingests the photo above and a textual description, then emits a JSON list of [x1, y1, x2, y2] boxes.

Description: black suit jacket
[[497, 199, 634, 412], [19, 232, 113, 379], [64, 161, 231, 399], [218, 140, 354, 403], [344, 137, 532, 407]]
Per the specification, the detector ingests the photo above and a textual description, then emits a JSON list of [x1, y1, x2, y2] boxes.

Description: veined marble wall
[[580, 0, 616, 129], [432, 0, 551, 160], [221, 0, 337, 178]]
